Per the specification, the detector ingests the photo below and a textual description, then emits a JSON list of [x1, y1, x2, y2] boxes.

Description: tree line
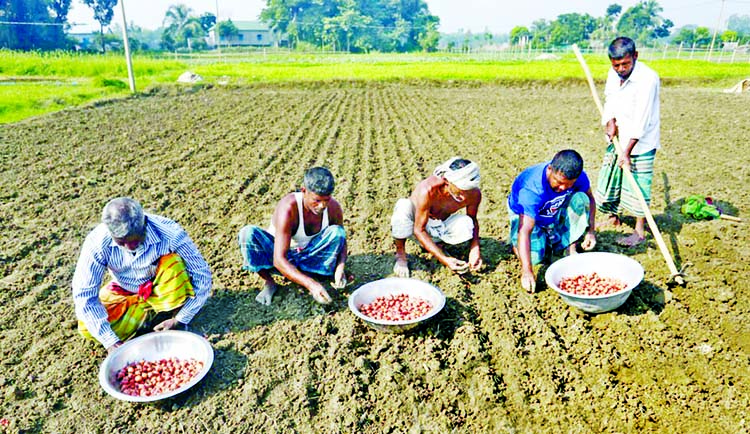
[[507, 2, 750, 49], [1, 0, 749, 52]]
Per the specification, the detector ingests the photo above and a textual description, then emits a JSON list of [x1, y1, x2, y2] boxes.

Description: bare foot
[[616, 233, 645, 247], [255, 281, 278, 305], [596, 214, 621, 229], [393, 256, 410, 278]]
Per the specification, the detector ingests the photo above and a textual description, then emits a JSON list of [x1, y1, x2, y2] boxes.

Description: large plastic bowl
[[545, 252, 644, 314], [99, 330, 214, 402], [348, 277, 446, 333]]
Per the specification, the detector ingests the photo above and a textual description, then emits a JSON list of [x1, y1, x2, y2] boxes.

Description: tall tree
[[727, 14, 750, 35], [82, 0, 117, 52], [260, 0, 439, 52], [548, 12, 596, 47], [48, 0, 71, 44], [509, 26, 531, 45], [616, 0, 672, 45], [215, 19, 238, 47], [49, 0, 71, 23], [161, 4, 205, 51], [529, 19, 550, 48], [0, 0, 68, 49], [198, 12, 215, 34]]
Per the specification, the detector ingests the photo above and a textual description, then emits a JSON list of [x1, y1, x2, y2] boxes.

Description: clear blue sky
[[68, 0, 748, 34]]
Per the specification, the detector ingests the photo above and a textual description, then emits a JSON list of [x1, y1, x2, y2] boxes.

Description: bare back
[[410, 175, 481, 222]]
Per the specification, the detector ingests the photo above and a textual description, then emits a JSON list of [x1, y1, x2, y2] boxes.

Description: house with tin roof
[[210, 20, 287, 48]]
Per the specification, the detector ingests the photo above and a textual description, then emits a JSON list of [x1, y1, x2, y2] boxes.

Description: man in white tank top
[[238, 167, 348, 305]]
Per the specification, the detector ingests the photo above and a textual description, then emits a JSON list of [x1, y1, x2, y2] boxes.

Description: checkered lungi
[[238, 224, 346, 276]]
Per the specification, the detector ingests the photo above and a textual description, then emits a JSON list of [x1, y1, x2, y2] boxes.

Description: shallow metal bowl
[[348, 277, 446, 333], [99, 330, 213, 402], [545, 252, 644, 314]]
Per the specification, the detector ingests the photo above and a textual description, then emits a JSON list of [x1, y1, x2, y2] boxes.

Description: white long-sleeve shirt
[[602, 60, 661, 155], [72, 213, 212, 348]]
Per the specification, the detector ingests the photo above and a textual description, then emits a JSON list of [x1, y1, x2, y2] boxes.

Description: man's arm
[[327, 199, 348, 288], [272, 196, 331, 303], [517, 214, 537, 293], [465, 190, 483, 270], [412, 185, 468, 273], [71, 234, 120, 349], [411, 186, 449, 265], [581, 188, 597, 251], [171, 231, 212, 326]]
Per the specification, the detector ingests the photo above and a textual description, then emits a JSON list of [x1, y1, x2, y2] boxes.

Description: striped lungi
[[595, 144, 656, 218], [78, 253, 195, 342], [508, 192, 590, 265]]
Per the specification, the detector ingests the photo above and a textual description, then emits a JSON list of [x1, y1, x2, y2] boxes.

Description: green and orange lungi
[[78, 253, 195, 342]]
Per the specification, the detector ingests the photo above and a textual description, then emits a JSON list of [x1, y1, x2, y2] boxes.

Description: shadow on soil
[[144, 347, 249, 411], [188, 239, 523, 354]]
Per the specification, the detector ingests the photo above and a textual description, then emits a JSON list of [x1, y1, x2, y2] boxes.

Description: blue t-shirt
[[508, 162, 590, 227]]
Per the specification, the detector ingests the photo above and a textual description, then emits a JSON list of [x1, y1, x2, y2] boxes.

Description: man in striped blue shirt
[[72, 197, 212, 353]]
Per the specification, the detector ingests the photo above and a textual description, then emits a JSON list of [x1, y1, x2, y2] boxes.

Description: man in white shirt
[[595, 36, 660, 247]]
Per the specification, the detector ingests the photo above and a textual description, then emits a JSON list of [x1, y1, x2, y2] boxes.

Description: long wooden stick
[[719, 213, 742, 222], [572, 44, 684, 285]]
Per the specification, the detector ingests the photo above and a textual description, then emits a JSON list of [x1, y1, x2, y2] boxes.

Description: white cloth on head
[[433, 157, 480, 191], [390, 198, 474, 244]]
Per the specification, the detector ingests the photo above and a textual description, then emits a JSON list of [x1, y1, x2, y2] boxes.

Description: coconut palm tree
[[161, 4, 205, 51]]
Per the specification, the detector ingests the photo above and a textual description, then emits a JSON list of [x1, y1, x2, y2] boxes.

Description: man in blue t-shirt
[[508, 149, 597, 293]]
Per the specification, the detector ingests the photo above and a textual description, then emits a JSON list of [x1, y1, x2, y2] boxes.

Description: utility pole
[[707, 0, 726, 61], [119, 0, 136, 92], [215, 0, 221, 57]]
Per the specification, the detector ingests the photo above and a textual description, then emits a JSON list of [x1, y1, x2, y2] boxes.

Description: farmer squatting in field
[[72, 197, 213, 353], [595, 36, 661, 247], [238, 167, 348, 306], [391, 157, 483, 278], [508, 150, 597, 293]]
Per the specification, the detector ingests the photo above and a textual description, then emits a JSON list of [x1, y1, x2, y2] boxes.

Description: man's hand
[[331, 264, 348, 289], [617, 153, 632, 170], [606, 119, 618, 141], [469, 248, 483, 272], [521, 270, 536, 294], [581, 232, 597, 251], [445, 257, 470, 274], [153, 318, 181, 332], [309, 282, 333, 304], [107, 341, 123, 354]]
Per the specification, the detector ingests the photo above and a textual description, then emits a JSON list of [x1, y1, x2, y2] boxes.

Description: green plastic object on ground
[[681, 195, 721, 220]]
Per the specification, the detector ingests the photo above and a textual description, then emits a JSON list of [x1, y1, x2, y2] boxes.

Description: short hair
[[550, 149, 584, 180], [608, 36, 636, 60], [449, 158, 472, 171], [102, 197, 145, 238], [303, 167, 335, 196]]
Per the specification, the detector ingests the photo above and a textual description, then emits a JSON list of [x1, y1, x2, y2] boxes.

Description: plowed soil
[[0, 81, 748, 433]]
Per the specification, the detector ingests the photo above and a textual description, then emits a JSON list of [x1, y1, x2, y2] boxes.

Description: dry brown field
[[0, 81, 748, 433]]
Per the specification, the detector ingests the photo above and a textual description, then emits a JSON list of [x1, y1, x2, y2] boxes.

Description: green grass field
[[1, 49, 747, 124]]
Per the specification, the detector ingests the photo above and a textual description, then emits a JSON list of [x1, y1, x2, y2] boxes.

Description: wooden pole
[[118, 0, 136, 93], [719, 214, 742, 222], [572, 44, 684, 285], [708, 0, 726, 61]]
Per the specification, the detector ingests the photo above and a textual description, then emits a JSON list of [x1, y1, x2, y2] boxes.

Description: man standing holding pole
[[595, 36, 661, 247]]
